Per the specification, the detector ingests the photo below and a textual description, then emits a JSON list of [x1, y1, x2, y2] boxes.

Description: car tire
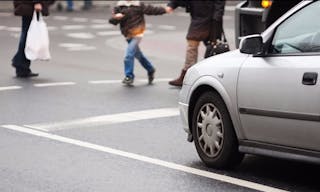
[[192, 91, 244, 169]]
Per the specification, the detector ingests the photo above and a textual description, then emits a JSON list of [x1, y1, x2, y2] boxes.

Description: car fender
[[188, 75, 245, 140]]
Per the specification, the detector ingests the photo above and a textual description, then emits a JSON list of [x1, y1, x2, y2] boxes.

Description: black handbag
[[204, 20, 230, 58]]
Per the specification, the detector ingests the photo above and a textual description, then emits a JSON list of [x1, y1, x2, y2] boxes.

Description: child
[[109, 0, 167, 85]]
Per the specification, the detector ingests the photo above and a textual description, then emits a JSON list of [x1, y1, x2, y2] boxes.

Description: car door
[[237, 1, 320, 151]]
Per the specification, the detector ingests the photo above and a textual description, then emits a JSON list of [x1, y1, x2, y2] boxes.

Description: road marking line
[[88, 80, 122, 84], [47, 26, 58, 31], [67, 33, 95, 39], [91, 19, 107, 24], [33, 82, 76, 87], [96, 31, 121, 36], [68, 46, 96, 51], [0, 13, 11, 17], [53, 16, 68, 21], [59, 43, 86, 48], [72, 17, 89, 22], [1, 124, 288, 192], [25, 108, 179, 131], [62, 25, 86, 30], [89, 78, 172, 84], [0, 86, 22, 91], [157, 25, 176, 31], [90, 24, 113, 29], [6, 27, 21, 32], [10, 33, 20, 39], [23, 125, 49, 132], [137, 78, 173, 83]]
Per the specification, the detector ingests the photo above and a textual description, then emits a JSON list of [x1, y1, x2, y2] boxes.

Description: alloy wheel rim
[[196, 103, 224, 158]]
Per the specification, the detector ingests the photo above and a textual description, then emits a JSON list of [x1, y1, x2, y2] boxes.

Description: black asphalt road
[[0, 4, 319, 192]]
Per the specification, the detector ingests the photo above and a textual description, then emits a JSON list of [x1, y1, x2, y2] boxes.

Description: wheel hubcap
[[196, 103, 224, 158]]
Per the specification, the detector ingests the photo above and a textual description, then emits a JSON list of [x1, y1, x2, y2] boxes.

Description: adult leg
[[169, 40, 200, 86], [66, 0, 73, 11], [12, 16, 35, 77], [82, 0, 92, 10]]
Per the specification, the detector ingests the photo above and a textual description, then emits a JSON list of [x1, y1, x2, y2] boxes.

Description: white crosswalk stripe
[[67, 32, 95, 39], [91, 19, 107, 24], [158, 25, 176, 30], [6, 27, 21, 32], [33, 82, 76, 87], [90, 24, 114, 29], [62, 25, 86, 30], [0, 86, 22, 91], [0, 13, 11, 17], [72, 17, 89, 22], [24, 108, 180, 132], [96, 31, 121, 36], [53, 16, 68, 21]]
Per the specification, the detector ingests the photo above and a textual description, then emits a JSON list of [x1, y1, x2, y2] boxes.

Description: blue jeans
[[12, 16, 32, 75], [124, 37, 154, 79], [66, 0, 73, 10]]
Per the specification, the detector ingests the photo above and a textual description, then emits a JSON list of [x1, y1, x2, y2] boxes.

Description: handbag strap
[[208, 19, 227, 44]]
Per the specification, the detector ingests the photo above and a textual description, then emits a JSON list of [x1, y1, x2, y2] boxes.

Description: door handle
[[302, 72, 318, 85]]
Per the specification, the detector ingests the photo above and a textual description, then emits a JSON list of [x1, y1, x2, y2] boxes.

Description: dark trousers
[[12, 16, 32, 75]]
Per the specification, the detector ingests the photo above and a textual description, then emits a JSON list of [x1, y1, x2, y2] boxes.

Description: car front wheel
[[192, 91, 244, 169]]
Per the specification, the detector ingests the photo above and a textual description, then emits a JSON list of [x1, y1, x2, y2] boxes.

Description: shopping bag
[[25, 11, 51, 61]]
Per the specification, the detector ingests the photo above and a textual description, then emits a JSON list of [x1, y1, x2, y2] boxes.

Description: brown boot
[[169, 69, 187, 87]]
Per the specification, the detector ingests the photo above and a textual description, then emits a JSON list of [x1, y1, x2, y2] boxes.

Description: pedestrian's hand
[[165, 7, 173, 14], [114, 13, 124, 20], [34, 3, 43, 12]]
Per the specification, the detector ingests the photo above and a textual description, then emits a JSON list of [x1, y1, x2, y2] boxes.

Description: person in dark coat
[[166, 0, 226, 86], [12, 0, 54, 78], [109, 0, 168, 85]]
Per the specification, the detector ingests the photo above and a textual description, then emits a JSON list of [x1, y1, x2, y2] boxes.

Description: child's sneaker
[[148, 69, 155, 85], [122, 76, 134, 85]]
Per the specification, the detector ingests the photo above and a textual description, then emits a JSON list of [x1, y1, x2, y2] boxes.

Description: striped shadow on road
[[24, 108, 179, 132]]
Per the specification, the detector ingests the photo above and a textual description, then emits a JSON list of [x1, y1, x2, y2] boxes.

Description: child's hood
[[117, 0, 141, 7]]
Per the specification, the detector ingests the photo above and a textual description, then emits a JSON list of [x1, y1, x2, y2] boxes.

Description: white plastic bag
[[25, 11, 51, 61]]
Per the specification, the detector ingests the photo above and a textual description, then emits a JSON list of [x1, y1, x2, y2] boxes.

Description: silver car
[[179, 0, 320, 169]]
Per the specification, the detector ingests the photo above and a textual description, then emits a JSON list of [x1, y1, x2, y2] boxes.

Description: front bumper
[[178, 101, 189, 134], [179, 83, 191, 135]]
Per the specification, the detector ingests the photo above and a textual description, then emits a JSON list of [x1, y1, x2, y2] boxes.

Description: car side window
[[270, 1, 320, 54]]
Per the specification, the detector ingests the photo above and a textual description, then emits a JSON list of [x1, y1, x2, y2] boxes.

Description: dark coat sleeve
[[167, 0, 187, 9], [108, 6, 121, 25], [141, 3, 166, 15], [14, 0, 54, 16], [213, 0, 226, 21]]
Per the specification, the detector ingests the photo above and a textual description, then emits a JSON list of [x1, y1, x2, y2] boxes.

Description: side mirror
[[240, 34, 264, 55]]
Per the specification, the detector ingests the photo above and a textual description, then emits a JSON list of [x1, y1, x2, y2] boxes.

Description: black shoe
[[16, 72, 39, 78], [122, 76, 134, 85], [148, 69, 155, 85]]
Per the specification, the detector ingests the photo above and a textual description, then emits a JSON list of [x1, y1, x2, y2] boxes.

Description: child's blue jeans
[[124, 37, 154, 79]]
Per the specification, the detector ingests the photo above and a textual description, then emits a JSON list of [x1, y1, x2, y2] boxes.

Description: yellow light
[[261, 0, 272, 8]]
